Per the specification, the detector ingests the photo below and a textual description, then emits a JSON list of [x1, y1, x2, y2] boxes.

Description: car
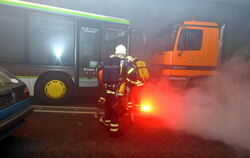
[[0, 67, 32, 140]]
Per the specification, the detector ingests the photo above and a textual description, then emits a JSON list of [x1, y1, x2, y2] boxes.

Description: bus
[[0, 0, 131, 104]]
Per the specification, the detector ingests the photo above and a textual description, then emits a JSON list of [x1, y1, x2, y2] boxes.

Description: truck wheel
[[35, 72, 74, 105]]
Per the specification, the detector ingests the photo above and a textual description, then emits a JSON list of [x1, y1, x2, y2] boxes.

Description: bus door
[[78, 23, 101, 88]]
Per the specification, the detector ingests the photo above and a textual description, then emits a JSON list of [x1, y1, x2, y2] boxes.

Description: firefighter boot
[[109, 123, 123, 137], [99, 115, 110, 127]]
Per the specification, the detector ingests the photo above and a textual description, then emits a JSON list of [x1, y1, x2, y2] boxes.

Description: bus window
[[104, 27, 129, 57], [78, 26, 100, 88], [28, 13, 74, 66], [79, 27, 101, 68], [0, 7, 25, 63]]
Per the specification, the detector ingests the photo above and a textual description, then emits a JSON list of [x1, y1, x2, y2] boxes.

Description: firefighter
[[99, 44, 128, 137], [96, 62, 106, 109], [125, 56, 145, 109]]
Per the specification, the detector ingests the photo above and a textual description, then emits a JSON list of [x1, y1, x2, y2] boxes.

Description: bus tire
[[34, 72, 74, 105]]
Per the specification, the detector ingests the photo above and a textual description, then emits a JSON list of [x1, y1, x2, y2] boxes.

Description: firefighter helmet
[[115, 44, 127, 55]]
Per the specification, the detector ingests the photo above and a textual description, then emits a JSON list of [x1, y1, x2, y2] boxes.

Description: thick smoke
[[142, 57, 250, 150]]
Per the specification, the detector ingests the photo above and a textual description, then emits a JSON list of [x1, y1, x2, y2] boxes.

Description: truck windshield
[[0, 68, 19, 88]]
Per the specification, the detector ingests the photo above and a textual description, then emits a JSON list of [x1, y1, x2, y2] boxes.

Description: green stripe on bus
[[0, 0, 130, 25]]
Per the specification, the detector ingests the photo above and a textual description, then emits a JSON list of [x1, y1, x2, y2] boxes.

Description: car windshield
[[0, 68, 19, 88]]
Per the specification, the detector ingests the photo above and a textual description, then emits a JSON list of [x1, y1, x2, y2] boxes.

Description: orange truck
[[152, 20, 226, 82]]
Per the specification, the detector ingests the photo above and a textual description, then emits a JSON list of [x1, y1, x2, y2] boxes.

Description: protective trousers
[[104, 92, 120, 133]]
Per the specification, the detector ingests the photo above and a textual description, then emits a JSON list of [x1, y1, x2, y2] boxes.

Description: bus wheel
[[35, 72, 73, 105]]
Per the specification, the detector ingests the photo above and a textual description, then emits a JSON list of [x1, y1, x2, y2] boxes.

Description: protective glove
[[98, 97, 106, 105]]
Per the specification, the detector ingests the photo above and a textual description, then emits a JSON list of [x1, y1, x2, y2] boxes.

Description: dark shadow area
[[2, 113, 247, 158], [0, 136, 41, 158], [31, 94, 99, 107]]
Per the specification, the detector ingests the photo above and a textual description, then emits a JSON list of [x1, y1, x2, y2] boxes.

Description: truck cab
[[152, 20, 225, 80]]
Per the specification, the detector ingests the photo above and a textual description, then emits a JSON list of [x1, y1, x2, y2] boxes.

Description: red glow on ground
[[141, 104, 152, 113], [129, 81, 184, 127]]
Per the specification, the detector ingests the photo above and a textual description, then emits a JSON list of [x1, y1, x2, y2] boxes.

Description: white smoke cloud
[[145, 57, 250, 151]]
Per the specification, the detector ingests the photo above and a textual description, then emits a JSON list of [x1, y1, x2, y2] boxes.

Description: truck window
[[178, 29, 202, 51]]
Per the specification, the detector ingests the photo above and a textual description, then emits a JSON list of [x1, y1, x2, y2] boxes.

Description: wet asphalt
[[0, 98, 249, 158]]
